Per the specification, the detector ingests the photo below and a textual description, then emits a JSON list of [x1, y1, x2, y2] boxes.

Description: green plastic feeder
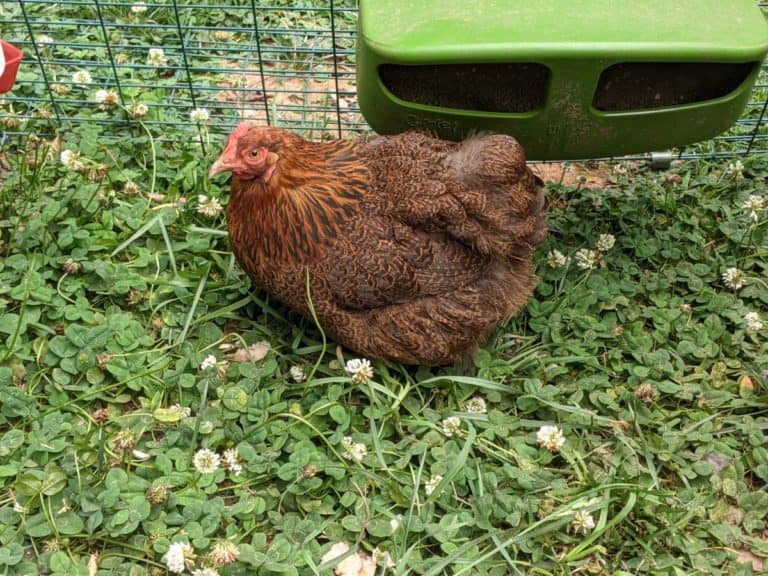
[[356, 0, 768, 159]]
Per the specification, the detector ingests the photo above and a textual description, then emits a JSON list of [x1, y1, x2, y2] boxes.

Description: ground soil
[[530, 161, 619, 188]]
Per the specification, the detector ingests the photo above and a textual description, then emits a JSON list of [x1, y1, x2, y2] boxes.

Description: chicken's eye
[[250, 149, 260, 157]]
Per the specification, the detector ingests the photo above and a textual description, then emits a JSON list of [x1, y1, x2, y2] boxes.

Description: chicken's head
[[209, 123, 290, 182]]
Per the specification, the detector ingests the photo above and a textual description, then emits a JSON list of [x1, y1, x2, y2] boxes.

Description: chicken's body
[[211, 125, 547, 366]]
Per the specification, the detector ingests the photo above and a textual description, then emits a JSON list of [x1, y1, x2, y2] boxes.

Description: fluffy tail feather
[[442, 134, 548, 258]]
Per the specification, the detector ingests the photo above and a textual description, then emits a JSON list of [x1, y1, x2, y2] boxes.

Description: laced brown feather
[[227, 136, 365, 267]]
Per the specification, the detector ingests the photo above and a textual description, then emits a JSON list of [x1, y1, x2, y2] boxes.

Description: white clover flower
[[200, 354, 218, 370], [72, 69, 93, 84], [745, 312, 764, 332], [742, 194, 765, 222], [390, 515, 402, 532], [465, 396, 487, 414], [95, 88, 119, 109], [127, 102, 149, 118], [169, 403, 191, 419], [209, 540, 240, 565], [547, 249, 569, 269], [191, 569, 219, 576], [424, 474, 443, 496], [193, 448, 220, 474], [222, 448, 242, 476], [190, 107, 210, 123], [60, 149, 83, 170], [571, 510, 596, 534], [722, 267, 744, 290], [441, 416, 461, 437], [197, 194, 223, 218], [289, 365, 306, 382], [147, 47, 168, 67], [33, 108, 54, 119], [62, 258, 81, 275], [536, 424, 566, 452], [13, 499, 28, 514], [131, 1, 148, 13], [36, 34, 54, 46], [341, 436, 367, 463], [94, 89, 110, 103], [164, 542, 195, 574], [613, 163, 628, 176], [345, 358, 374, 384], [726, 160, 744, 181], [372, 547, 395, 569], [574, 248, 599, 270], [596, 233, 615, 252]]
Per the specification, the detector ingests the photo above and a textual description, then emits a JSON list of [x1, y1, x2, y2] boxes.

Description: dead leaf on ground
[[735, 548, 764, 572], [232, 341, 271, 363], [739, 374, 755, 392], [88, 554, 99, 576], [320, 542, 376, 576]]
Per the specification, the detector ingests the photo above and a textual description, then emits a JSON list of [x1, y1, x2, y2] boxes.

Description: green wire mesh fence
[[1, 0, 361, 154], [1, 0, 767, 159]]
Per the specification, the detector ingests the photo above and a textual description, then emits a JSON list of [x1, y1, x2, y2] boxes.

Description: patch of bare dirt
[[214, 62, 364, 138], [531, 161, 629, 189]]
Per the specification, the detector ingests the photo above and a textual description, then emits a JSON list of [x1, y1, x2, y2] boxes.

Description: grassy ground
[[0, 119, 766, 575]]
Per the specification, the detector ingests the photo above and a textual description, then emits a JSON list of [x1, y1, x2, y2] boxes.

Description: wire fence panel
[[2, 0, 362, 151], [1, 0, 767, 159]]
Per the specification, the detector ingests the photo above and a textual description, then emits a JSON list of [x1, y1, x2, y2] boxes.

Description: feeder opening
[[593, 61, 757, 112], [378, 63, 550, 113]]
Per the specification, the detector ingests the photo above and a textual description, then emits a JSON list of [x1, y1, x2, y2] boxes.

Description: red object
[[0, 40, 23, 93]]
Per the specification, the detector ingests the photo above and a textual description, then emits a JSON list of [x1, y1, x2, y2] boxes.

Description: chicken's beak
[[209, 139, 238, 178], [208, 157, 233, 178]]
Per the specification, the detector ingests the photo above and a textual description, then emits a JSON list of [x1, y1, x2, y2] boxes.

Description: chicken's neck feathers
[[227, 140, 366, 267]]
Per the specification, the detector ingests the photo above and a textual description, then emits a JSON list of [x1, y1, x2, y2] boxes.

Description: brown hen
[[209, 124, 547, 366]]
